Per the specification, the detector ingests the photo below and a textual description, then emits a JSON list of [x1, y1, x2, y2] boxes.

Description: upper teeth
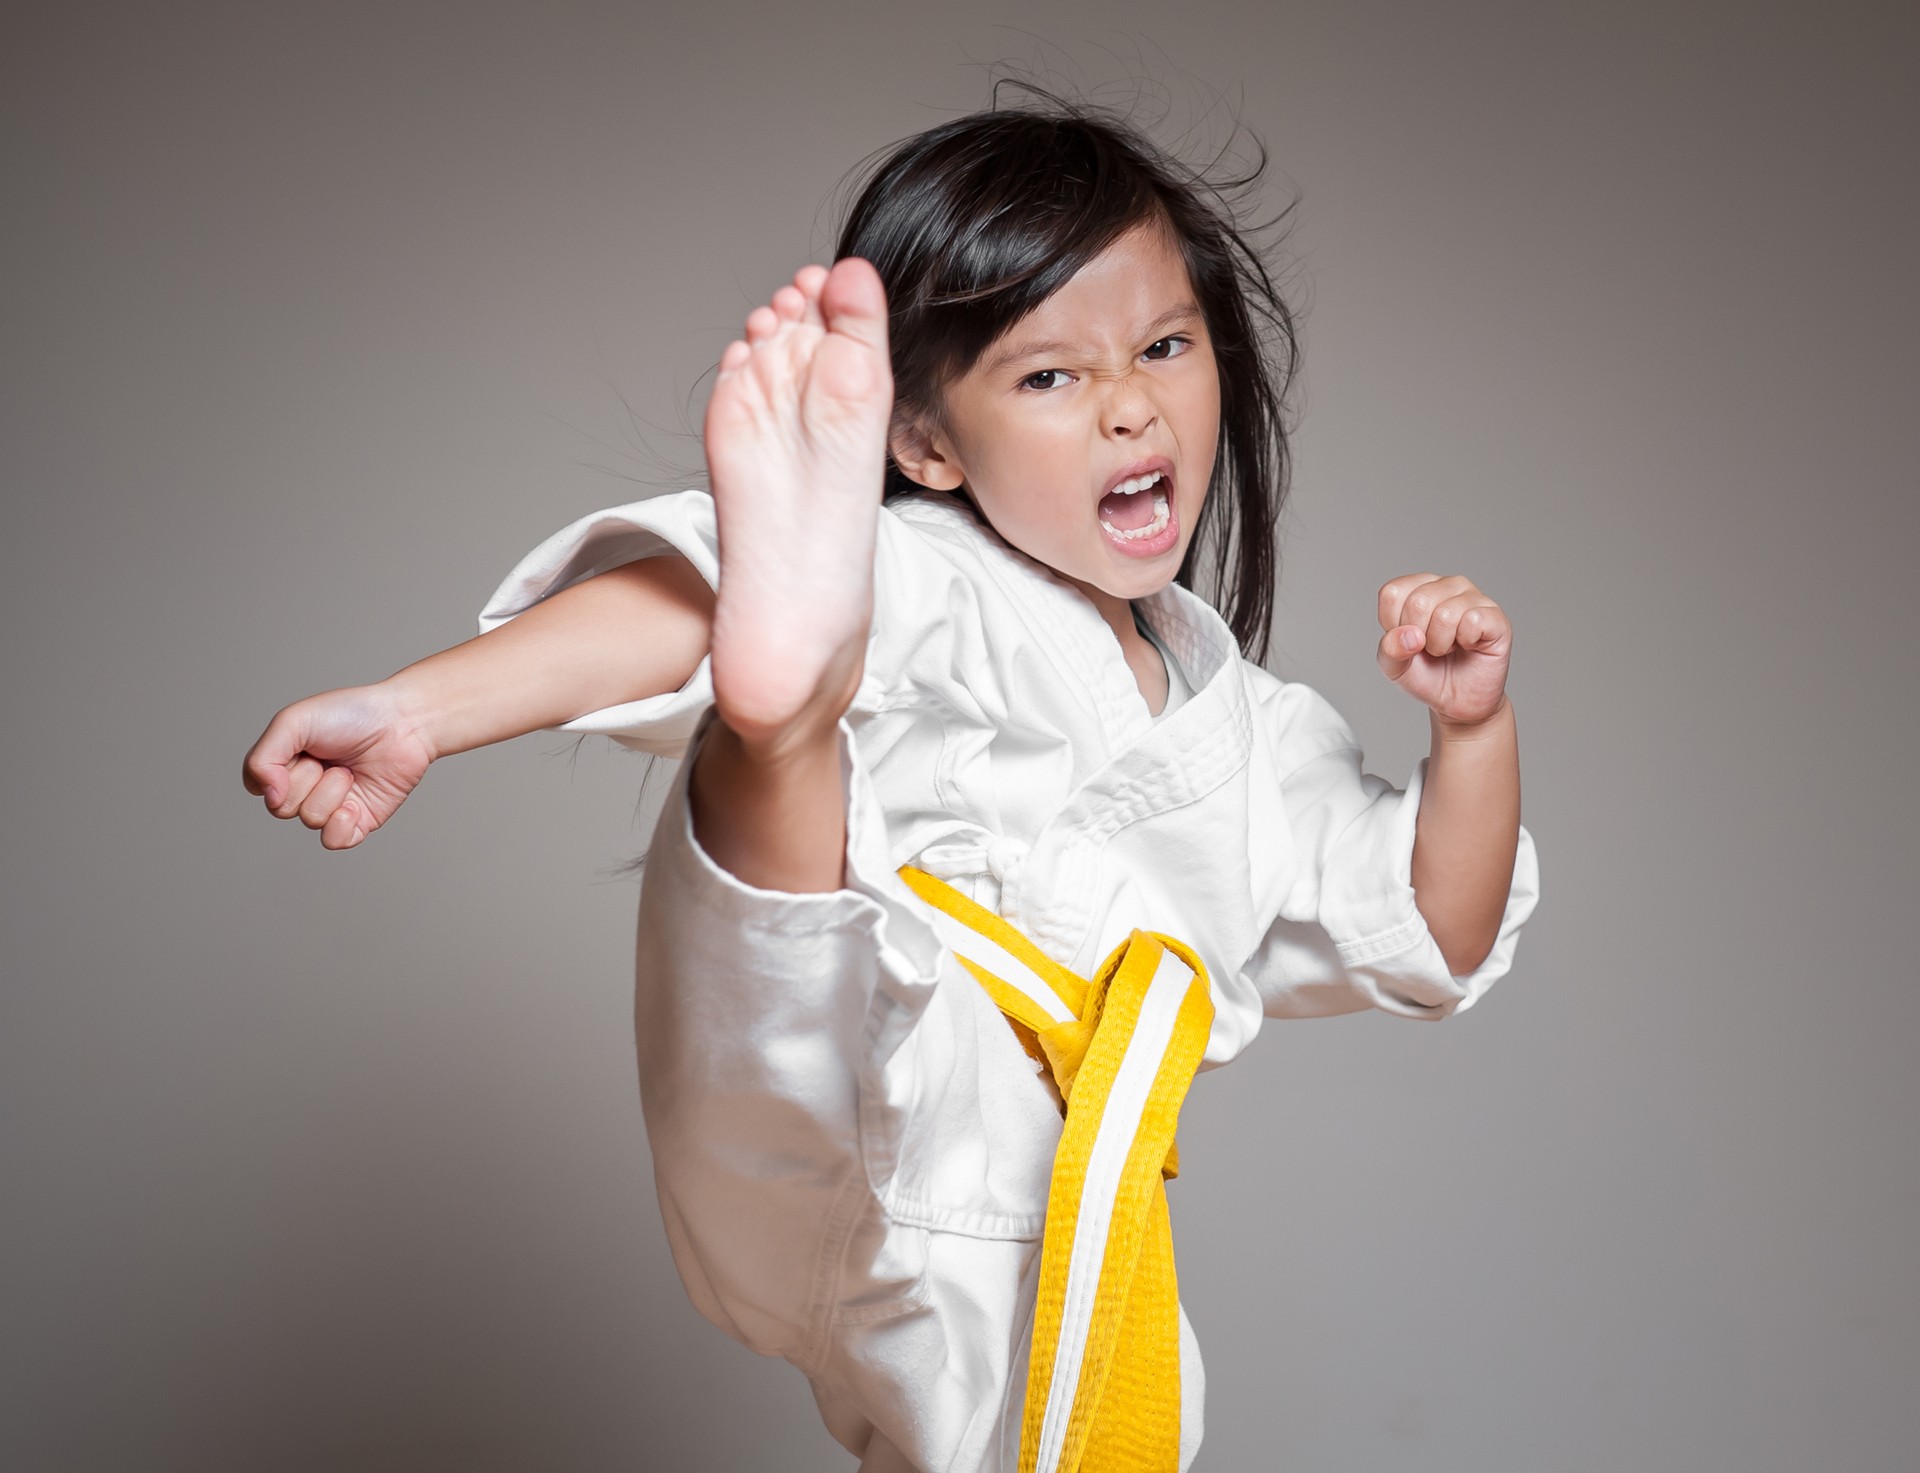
[[1110, 470, 1165, 497]]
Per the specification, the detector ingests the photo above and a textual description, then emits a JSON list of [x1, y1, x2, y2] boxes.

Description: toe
[[744, 305, 779, 344], [771, 285, 806, 322], [718, 339, 751, 374], [793, 265, 828, 325], [820, 258, 890, 352]]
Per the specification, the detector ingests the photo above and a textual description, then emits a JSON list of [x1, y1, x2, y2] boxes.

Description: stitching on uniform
[[882, 1188, 1048, 1242], [1334, 912, 1428, 966], [803, 1157, 885, 1374]]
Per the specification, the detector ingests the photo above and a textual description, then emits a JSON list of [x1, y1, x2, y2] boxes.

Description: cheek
[[1179, 376, 1222, 479], [1194, 357, 1223, 433], [969, 416, 1079, 507]]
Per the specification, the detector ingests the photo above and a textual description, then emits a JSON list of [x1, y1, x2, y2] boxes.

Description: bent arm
[[1411, 699, 1522, 975], [393, 553, 713, 759], [1244, 673, 1538, 1021]]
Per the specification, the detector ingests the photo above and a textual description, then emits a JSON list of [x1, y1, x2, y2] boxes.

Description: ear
[[888, 411, 967, 492]]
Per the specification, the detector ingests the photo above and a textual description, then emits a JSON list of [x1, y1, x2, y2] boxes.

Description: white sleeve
[[475, 490, 720, 757], [631, 706, 949, 1364], [1245, 676, 1541, 1021]]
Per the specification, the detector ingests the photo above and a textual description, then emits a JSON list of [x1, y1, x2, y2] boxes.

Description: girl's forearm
[[387, 555, 715, 759], [1410, 698, 1521, 975]]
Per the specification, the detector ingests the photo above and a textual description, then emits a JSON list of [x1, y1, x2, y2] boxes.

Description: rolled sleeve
[[476, 491, 720, 756], [1295, 745, 1539, 1018], [1248, 679, 1541, 1021]]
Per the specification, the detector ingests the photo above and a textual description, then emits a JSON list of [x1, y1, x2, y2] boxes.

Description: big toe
[[821, 257, 890, 350]]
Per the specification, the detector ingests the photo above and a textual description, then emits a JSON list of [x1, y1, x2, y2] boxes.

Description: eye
[[1020, 368, 1072, 392], [1143, 336, 1191, 362]]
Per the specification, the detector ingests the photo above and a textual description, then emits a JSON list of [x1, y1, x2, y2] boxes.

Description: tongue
[[1098, 486, 1157, 531]]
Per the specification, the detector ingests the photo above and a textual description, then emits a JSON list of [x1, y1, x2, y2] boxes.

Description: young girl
[[244, 100, 1537, 1473]]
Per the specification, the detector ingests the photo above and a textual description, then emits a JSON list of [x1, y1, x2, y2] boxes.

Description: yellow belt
[[898, 866, 1215, 1473]]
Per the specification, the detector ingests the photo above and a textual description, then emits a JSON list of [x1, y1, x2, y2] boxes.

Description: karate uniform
[[478, 488, 1541, 1472]]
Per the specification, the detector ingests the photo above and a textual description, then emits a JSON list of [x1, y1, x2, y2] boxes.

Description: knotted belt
[[897, 865, 1215, 1473]]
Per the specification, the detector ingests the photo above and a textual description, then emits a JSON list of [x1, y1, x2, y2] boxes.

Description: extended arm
[[242, 553, 713, 848], [395, 552, 713, 757]]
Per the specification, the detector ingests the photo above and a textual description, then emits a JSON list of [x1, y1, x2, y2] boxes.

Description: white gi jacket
[[479, 489, 1541, 1473]]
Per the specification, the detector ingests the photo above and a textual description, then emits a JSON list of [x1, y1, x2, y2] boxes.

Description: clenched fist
[[1376, 574, 1513, 729], [242, 684, 436, 851]]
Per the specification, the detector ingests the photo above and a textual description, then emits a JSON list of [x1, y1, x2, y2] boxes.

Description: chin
[[1092, 562, 1180, 602]]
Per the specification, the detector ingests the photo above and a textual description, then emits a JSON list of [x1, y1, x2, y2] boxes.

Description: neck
[[1060, 573, 1136, 645], [1069, 577, 1171, 714], [948, 492, 1167, 707]]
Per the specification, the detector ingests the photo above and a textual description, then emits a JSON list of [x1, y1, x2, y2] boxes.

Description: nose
[[1099, 369, 1158, 439]]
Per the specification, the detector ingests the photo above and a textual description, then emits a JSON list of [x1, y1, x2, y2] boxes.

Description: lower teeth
[[1107, 490, 1170, 541]]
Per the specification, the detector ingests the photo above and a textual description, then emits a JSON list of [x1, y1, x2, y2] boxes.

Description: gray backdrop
[[5, 2, 1915, 1469]]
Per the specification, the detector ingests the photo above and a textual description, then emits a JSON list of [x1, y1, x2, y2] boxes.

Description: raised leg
[[690, 258, 894, 891]]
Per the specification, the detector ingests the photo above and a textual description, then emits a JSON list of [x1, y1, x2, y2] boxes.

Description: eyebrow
[[980, 302, 1204, 378]]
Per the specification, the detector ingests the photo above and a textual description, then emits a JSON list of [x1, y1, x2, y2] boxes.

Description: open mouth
[[1097, 467, 1173, 542]]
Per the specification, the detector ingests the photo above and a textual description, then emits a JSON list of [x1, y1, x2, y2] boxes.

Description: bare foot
[[702, 258, 894, 751]]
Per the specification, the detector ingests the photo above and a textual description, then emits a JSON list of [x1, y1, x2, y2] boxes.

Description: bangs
[[840, 113, 1172, 413]]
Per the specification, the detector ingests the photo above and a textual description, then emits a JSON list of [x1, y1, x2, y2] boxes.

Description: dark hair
[[832, 88, 1299, 664]]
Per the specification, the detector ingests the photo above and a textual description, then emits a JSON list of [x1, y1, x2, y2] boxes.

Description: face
[[891, 220, 1222, 612]]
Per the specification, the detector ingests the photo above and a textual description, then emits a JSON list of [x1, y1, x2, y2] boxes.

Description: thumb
[[242, 705, 312, 806], [1376, 624, 1426, 683]]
